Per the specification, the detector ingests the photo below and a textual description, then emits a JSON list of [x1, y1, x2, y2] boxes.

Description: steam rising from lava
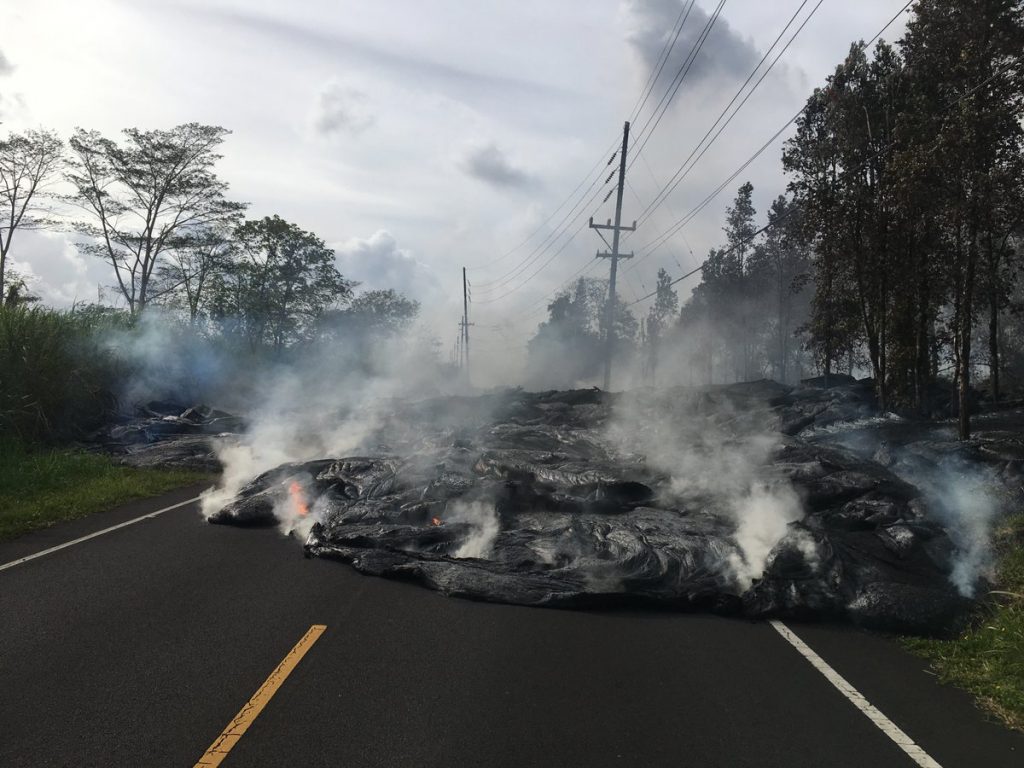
[[106, 310, 1000, 602], [607, 391, 805, 589]]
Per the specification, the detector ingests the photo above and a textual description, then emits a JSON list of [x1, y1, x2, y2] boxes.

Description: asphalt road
[[1, 487, 1022, 767]]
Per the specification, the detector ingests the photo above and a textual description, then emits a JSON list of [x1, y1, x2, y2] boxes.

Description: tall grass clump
[[0, 304, 131, 442], [904, 513, 1024, 730]]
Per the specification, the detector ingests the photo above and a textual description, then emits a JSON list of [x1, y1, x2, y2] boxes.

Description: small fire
[[431, 517, 442, 526], [289, 480, 309, 517]]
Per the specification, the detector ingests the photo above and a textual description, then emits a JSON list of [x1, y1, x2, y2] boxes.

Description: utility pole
[[590, 120, 635, 391], [461, 266, 474, 386]]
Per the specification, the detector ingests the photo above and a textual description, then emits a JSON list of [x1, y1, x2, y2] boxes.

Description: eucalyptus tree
[[0, 128, 63, 301], [900, 0, 1024, 436], [210, 215, 353, 353], [66, 123, 244, 315]]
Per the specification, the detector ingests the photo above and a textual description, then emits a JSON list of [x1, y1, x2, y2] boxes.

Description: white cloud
[[7, 230, 111, 307], [312, 80, 375, 137], [335, 230, 443, 304], [0, 49, 14, 76], [0, 0, 911, 339], [461, 143, 536, 190]]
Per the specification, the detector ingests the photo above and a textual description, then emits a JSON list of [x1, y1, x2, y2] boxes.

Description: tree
[[784, 42, 908, 407], [342, 289, 420, 335], [900, 0, 1024, 437], [0, 128, 63, 301], [724, 182, 758, 379], [66, 123, 244, 315], [527, 276, 633, 387], [151, 224, 238, 323], [644, 268, 678, 384], [2, 269, 40, 306], [210, 215, 353, 352], [318, 288, 420, 349], [748, 196, 811, 383]]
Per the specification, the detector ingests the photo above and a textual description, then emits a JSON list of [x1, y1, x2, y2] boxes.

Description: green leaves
[[212, 215, 354, 351], [66, 123, 245, 315]]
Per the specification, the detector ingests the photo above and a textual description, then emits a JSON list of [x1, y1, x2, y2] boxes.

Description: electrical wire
[[627, 0, 727, 169], [629, 0, 821, 235], [466, 134, 619, 282], [626, 0, 914, 286]]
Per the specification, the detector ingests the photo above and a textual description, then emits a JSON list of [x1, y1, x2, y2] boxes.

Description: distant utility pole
[[590, 120, 635, 391], [461, 266, 474, 385]]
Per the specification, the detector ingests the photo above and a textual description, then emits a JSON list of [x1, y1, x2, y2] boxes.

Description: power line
[[626, 214, 789, 306], [470, 215, 598, 304], [627, 0, 914, 281], [627, 0, 727, 170], [627, 0, 698, 124], [467, 135, 619, 284], [467, 1, 721, 314], [629, 0, 822, 235], [471, 1, 712, 316], [634, 104, 802, 264], [474, 0, 797, 322], [469, 176, 614, 297]]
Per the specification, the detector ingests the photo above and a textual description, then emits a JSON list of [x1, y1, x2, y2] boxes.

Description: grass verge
[[902, 512, 1024, 731], [0, 439, 214, 541]]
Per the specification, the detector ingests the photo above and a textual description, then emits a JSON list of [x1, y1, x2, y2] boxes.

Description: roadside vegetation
[[0, 305, 213, 540], [0, 438, 212, 540], [904, 513, 1024, 731], [0, 304, 128, 442], [0, 0, 1022, 733]]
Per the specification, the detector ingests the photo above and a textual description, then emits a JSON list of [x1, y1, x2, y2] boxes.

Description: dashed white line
[[0, 496, 202, 573], [769, 619, 943, 768]]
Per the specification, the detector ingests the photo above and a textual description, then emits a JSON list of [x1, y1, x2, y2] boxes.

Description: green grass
[[0, 304, 130, 442], [0, 439, 214, 541], [903, 513, 1024, 731]]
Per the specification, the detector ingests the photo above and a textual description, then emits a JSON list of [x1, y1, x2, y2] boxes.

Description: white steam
[[609, 392, 805, 590], [918, 460, 998, 597], [831, 428, 1002, 598], [727, 481, 804, 590], [446, 501, 501, 559], [199, 327, 458, 522]]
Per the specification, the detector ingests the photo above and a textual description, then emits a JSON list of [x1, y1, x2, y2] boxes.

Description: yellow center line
[[193, 624, 327, 768]]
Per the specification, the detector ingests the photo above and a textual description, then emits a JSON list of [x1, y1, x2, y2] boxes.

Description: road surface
[[1, 486, 1021, 767]]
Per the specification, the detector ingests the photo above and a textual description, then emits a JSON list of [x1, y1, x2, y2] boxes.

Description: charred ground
[[186, 379, 1014, 636]]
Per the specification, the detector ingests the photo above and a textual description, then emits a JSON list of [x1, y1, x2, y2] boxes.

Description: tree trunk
[[778, 268, 787, 384], [706, 325, 713, 385], [958, 221, 979, 441], [957, 316, 973, 440], [914, 244, 929, 413], [989, 284, 1000, 403], [0, 246, 7, 304]]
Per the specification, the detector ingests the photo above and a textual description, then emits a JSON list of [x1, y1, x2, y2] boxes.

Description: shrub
[[0, 304, 130, 442]]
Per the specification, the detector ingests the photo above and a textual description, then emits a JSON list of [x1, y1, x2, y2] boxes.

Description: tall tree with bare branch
[[0, 128, 64, 302], [66, 123, 244, 315]]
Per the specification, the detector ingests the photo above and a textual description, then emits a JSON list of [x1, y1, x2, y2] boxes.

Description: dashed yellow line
[[194, 624, 327, 767]]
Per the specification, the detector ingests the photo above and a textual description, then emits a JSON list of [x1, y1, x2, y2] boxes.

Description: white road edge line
[[769, 620, 943, 768], [0, 496, 202, 573]]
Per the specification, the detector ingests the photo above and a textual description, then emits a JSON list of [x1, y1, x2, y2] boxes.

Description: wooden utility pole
[[590, 121, 635, 391], [461, 267, 473, 385]]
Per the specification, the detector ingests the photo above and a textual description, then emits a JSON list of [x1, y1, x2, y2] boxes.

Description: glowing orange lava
[[431, 517, 442, 526], [289, 481, 309, 517]]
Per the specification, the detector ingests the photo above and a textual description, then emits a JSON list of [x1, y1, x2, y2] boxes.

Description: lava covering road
[[208, 382, 976, 635]]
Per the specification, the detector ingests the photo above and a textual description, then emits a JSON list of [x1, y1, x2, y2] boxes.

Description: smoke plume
[[608, 389, 806, 590]]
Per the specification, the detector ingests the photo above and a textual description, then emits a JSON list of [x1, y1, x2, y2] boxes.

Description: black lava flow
[[204, 381, 982, 636]]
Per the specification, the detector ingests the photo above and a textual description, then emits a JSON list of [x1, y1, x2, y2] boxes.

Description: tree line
[[0, 123, 420, 352], [529, 0, 1024, 440]]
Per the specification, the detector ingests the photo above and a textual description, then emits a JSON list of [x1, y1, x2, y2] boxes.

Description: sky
[[0, 0, 911, 377]]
